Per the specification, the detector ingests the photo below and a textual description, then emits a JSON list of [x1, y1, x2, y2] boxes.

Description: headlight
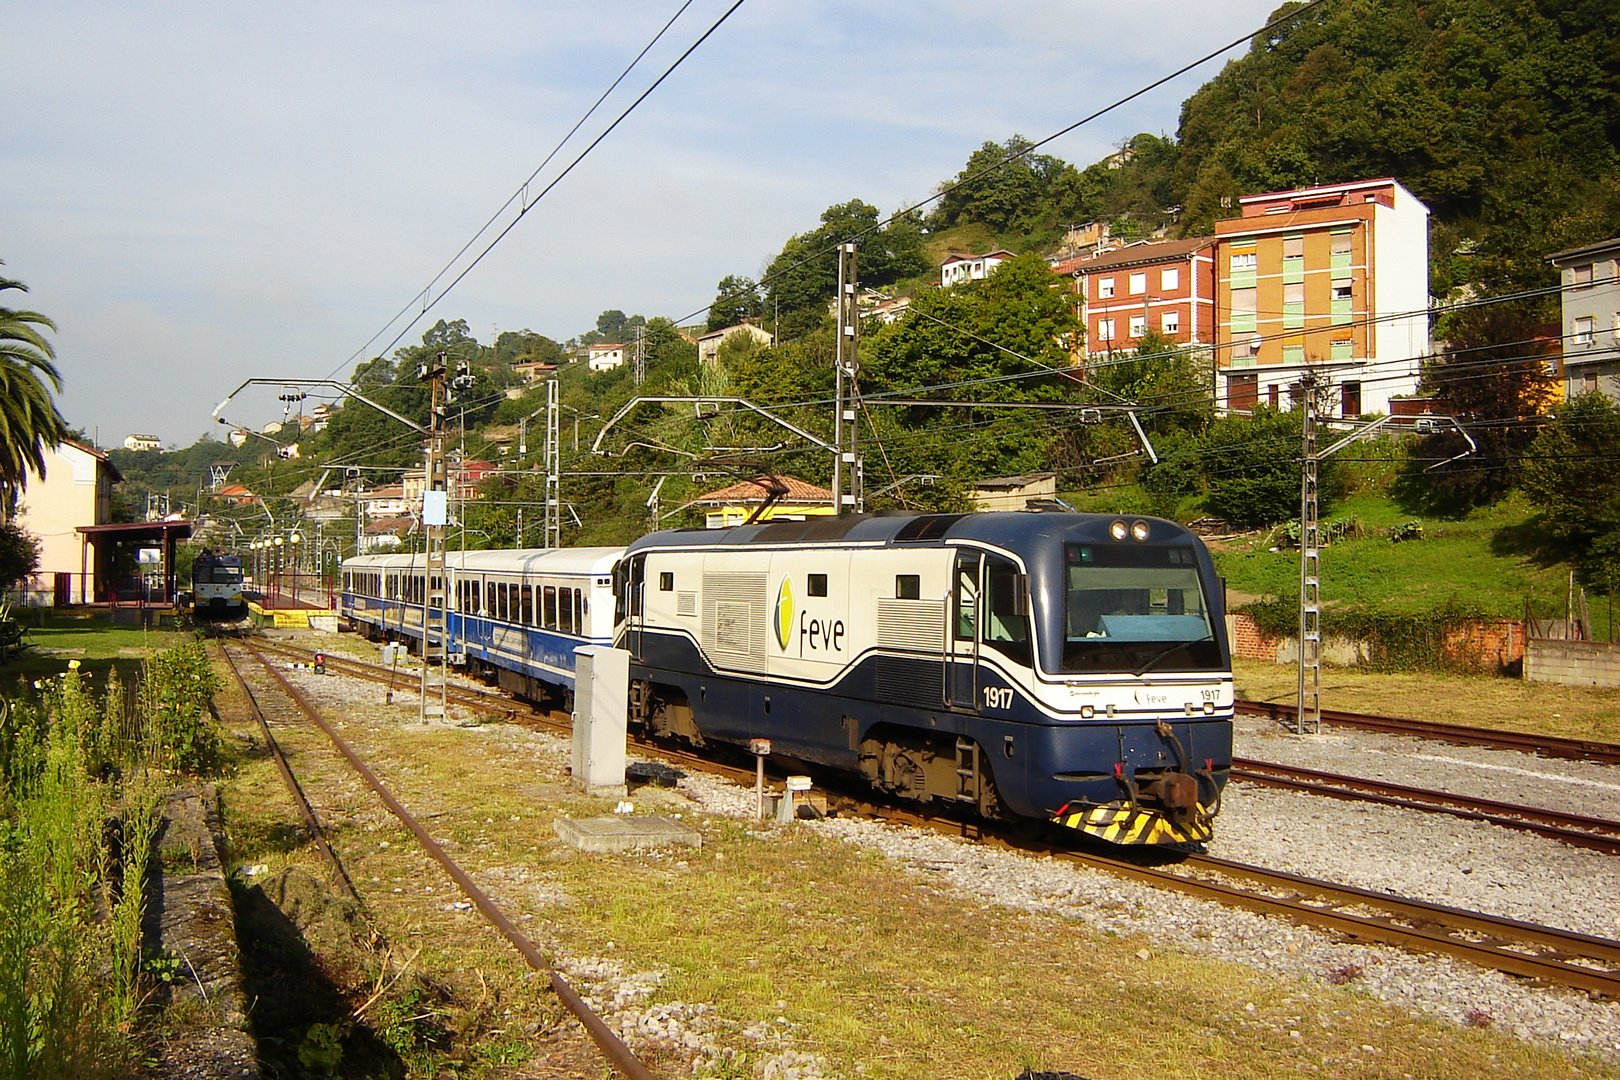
[[1109, 520, 1129, 541], [1131, 520, 1150, 542]]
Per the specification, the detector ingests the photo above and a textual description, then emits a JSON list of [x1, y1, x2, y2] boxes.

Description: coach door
[[946, 550, 980, 709], [624, 554, 647, 660]]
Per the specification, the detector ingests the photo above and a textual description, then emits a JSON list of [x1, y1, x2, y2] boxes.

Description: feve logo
[[774, 576, 794, 650]]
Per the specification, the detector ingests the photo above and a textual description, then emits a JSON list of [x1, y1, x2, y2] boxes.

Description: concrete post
[[572, 646, 630, 797]]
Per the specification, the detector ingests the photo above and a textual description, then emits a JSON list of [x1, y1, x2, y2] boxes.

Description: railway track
[[252, 637, 1620, 998], [220, 639, 656, 1080], [1230, 757, 1620, 856], [1237, 699, 1620, 766]]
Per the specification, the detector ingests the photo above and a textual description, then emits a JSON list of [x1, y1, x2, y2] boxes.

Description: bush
[[1199, 407, 1337, 527], [140, 641, 223, 774]]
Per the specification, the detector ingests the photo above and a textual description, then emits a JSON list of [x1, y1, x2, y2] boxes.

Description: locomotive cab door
[[946, 550, 981, 709], [624, 554, 647, 660]]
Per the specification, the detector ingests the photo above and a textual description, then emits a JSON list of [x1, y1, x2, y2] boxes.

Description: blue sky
[[2, 0, 1278, 445]]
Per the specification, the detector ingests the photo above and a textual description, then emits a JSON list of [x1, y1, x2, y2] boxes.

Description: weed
[[1464, 1008, 1494, 1028], [142, 947, 185, 985], [1325, 963, 1364, 985]]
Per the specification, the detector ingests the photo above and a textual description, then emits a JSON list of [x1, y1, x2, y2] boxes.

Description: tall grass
[[0, 641, 219, 1078]]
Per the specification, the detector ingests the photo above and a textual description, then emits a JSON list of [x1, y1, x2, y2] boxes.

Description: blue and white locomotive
[[341, 548, 619, 697], [616, 511, 1233, 845]]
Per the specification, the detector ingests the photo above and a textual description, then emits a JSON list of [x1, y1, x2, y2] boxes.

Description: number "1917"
[[982, 686, 1014, 710]]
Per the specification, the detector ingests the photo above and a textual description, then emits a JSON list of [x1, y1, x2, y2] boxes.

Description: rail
[[1231, 757, 1620, 855], [223, 640, 659, 1080], [1237, 699, 1620, 766]]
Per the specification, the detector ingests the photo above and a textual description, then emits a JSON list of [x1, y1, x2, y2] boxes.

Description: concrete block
[[553, 815, 702, 853]]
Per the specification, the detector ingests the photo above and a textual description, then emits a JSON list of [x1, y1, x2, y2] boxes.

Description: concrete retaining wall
[[1227, 612, 1526, 672], [1525, 638, 1620, 688]]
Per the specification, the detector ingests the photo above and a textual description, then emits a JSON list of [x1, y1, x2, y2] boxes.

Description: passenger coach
[[341, 548, 619, 696], [616, 511, 1234, 845]]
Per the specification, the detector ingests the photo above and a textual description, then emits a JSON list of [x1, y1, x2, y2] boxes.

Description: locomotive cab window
[[982, 558, 1031, 667], [1062, 544, 1217, 673], [807, 573, 828, 597], [895, 574, 920, 600], [953, 552, 979, 641]]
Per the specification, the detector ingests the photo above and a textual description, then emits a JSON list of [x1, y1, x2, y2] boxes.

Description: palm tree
[[0, 267, 68, 511]]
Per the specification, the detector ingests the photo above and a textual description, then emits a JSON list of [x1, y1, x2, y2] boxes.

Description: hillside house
[[697, 323, 774, 366], [1548, 236, 1620, 401], [1214, 177, 1431, 418], [940, 250, 1015, 288]]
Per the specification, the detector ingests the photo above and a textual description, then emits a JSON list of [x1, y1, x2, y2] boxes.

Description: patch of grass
[[1234, 657, 1620, 743], [1214, 492, 1580, 623]]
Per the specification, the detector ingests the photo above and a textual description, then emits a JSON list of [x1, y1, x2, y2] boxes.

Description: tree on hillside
[[1198, 406, 1335, 527], [858, 255, 1080, 484], [1519, 393, 1620, 588], [707, 276, 763, 332], [1397, 301, 1556, 513], [763, 200, 928, 340], [1173, 0, 1620, 290], [0, 269, 69, 511], [931, 136, 1085, 237]]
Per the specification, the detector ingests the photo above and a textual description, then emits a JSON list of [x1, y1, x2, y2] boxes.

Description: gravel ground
[[271, 638, 1620, 1066], [1236, 716, 1620, 822]]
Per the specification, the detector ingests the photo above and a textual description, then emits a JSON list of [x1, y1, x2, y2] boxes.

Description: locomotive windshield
[[195, 562, 243, 585], [1061, 543, 1218, 674]]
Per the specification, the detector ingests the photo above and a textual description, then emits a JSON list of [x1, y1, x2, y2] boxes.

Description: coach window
[[807, 573, 828, 597], [659, 572, 674, 591], [953, 552, 980, 641], [575, 590, 585, 631], [521, 584, 533, 626], [544, 586, 558, 629], [895, 574, 920, 600], [982, 557, 1031, 667], [560, 588, 574, 634], [485, 581, 495, 616]]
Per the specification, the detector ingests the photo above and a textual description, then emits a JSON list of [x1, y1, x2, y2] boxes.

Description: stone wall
[[1227, 613, 1527, 673], [1525, 638, 1620, 688]]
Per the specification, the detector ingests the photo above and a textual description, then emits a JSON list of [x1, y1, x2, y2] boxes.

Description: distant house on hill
[[122, 434, 163, 452], [588, 343, 626, 372], [512, 359, 557, 383], [692, 475, 833, 528], [697, 323, 774, 366], [940, 250, 1015, 288]]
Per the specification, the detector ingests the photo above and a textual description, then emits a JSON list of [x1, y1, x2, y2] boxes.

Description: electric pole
[[832, 242, 862, 514], [419, 352, 450, 723], [544, 377, 561, 549], [632, 323, 646, 387], [1295, 372, 1322, 735]]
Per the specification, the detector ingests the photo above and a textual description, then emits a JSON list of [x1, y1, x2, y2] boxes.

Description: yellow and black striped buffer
[[1052, 802, 1215, 845]]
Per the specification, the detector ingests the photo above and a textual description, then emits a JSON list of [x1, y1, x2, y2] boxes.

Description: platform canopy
[[75, 520, 194, 605]]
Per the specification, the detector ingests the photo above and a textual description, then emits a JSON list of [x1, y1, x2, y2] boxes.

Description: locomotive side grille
[[875, 599, 945, 651], [702, 572, 767, 668], [874, 655, 944, 704], [676, 591, 697, 616]]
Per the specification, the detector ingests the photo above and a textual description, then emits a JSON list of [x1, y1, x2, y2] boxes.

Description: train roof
[[343, 547, 623, 575], [626, 510, 1199, 551]]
